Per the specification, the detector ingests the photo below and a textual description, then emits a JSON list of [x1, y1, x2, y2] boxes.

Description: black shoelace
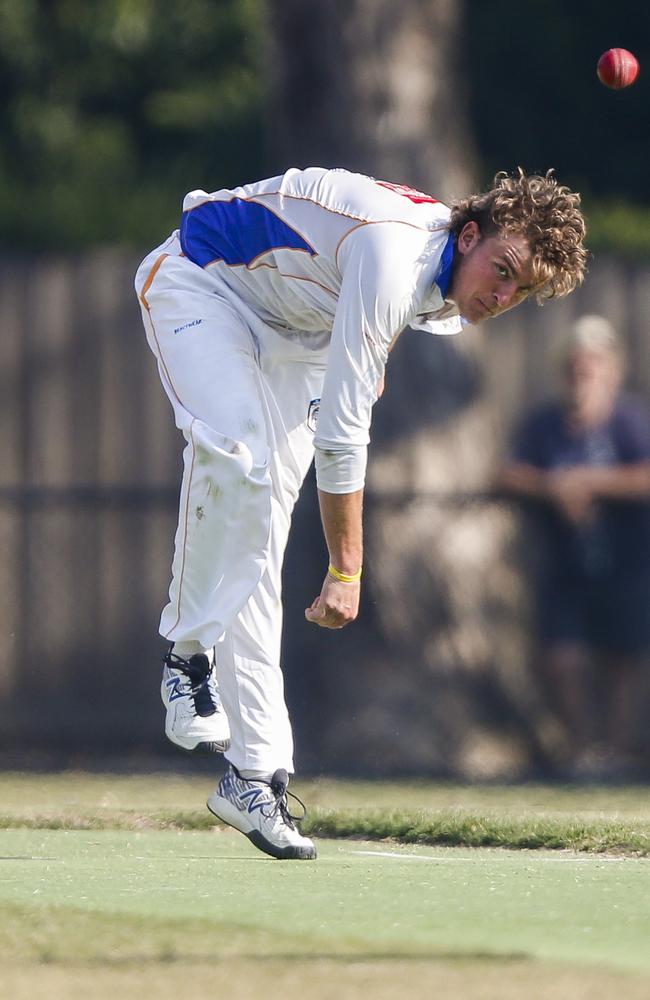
[[265, 769, 308, 830], [163, 650, 216, 717]]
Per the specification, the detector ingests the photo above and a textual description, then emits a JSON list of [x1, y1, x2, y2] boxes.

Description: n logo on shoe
[[239, 788, 270, 814], [165, 675, 186, 702]]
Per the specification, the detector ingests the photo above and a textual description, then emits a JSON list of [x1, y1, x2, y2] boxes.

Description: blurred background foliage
[[0, 0, 266, 248], [0, 0, 647, 254]]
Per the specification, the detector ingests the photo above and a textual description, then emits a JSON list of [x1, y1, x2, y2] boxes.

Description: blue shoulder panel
[[180, 198, 315, 268]]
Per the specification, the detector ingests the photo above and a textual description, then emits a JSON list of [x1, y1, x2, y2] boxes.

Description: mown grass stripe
[[304, 808, 650, 855], [2, 806, 649, 856]]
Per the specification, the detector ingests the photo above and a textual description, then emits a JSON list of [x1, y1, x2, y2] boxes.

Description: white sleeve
[[314, 222, 437, 493]]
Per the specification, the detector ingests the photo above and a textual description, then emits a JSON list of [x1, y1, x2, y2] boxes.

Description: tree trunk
[[264, 0, 476, 200]]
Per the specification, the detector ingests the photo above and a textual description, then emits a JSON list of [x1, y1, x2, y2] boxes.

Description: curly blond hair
[[449, 169, 588, 302]]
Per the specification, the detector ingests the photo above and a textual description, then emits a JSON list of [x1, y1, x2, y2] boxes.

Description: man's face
[[565, 348, 622, 397], [449, 223, 536, 325]]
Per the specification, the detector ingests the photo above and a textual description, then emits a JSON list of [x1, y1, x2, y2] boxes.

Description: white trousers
[[135, 235, 327, 774]]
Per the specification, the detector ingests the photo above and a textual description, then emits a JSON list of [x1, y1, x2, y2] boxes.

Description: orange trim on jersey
[[334, 218, 440, 272], [254, 189, 440, 229], [181, 186, 440, 282], [183, 187, 404, 239], [141, 289, 186, 415], [334, 221, 369, 270], [201, 244, 315, 272], [246, 243, 314, 269], [138, 268, 199, 638], [252, 191, 365, 226], [139, 253, 169, 311], [245, 197, 317, 256], [202, 255, 338, 298], [273, 269, 337, 297], [183, 193, 318, 261], [183, 189, 366, 226]]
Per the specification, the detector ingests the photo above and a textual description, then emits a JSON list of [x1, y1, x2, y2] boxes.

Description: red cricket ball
[[597, 48, 639, 89]]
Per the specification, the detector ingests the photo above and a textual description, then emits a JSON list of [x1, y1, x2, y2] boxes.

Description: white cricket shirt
[[180, 167, 462, 492]]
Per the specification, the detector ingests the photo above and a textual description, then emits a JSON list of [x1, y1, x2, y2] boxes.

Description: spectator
[[499, 315, 650, 779]]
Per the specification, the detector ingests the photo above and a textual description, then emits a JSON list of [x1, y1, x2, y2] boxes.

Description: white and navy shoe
[[207, 765, 317, 860], [161, 648, 231, 753]]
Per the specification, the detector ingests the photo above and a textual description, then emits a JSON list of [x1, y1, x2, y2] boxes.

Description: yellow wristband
[[328, 563, 362, 583]]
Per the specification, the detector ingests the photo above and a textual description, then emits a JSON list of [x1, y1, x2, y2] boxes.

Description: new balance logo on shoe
[[160, 647, 231, 754], [164, 674, 186, 703], [207, 764, 317, 861], [239, 787, 270, 815]]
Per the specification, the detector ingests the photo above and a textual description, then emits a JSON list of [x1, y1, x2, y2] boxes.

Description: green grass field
[[1, 772, 650, 999]]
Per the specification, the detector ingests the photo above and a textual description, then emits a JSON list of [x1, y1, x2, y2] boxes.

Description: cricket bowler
[[135, 166, 588, 859]]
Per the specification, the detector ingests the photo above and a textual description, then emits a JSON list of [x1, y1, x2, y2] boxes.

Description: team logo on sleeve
[[307, 398, 320, 432]]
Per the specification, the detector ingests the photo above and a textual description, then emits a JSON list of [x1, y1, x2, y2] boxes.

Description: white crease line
[[347, 849, 628, 863], [349, 850, 467, 862]]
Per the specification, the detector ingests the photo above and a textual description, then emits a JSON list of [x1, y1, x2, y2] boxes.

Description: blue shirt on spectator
[[513, 393, 650, 580]]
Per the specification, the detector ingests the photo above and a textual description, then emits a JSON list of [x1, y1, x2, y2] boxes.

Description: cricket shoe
[[161, 648, 230, 753], [207, 765, 317, 860]]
